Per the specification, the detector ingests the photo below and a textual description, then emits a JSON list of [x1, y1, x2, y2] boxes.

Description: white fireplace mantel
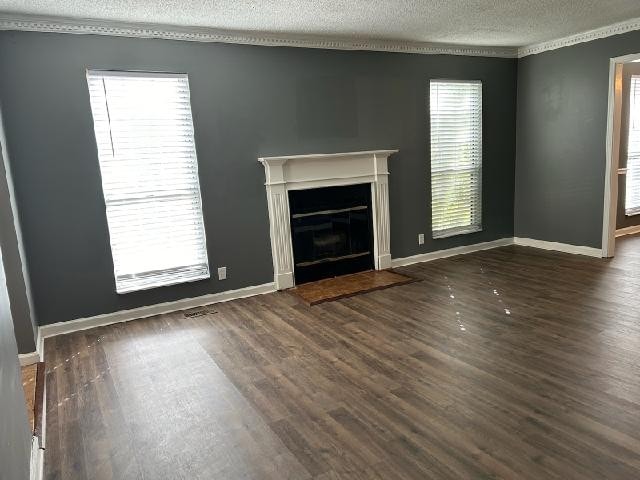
[[259, 149, 398, 290]]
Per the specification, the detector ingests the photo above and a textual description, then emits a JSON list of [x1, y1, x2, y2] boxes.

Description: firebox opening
[[289, 183, 374, 285]]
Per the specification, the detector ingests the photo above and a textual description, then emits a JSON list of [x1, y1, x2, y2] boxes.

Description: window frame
[[429, 78, 483, 239], [86, 69, 210, 294], [625, 75, 640, 217]]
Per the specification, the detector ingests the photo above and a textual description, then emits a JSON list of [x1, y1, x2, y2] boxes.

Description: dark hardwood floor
[[44, 237, 640, 479]]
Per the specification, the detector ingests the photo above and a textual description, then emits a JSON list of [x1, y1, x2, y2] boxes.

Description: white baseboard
[[615, 224, 640, 238], [39, 282, 275, 339], [29, 436, 43, 480], [40, 383, 46, 449], [18, 330, 44, 365], [390, 238, 514, 268], [18, 351, 40, 366], [391, 236, 604, 269], [513, 237, 603, 257], [36, 329, 43, 363], [35, 236, 607, 341]]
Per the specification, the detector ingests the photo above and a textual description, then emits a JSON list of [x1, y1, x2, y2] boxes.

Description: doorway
[[603, 52, 640, 257]]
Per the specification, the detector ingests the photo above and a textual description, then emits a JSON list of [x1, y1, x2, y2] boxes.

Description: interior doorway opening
[[603, 53, 640, 257]]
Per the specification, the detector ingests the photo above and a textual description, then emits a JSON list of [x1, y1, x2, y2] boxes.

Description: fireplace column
[[372, 160, 392, 270], [262, 158, 295, 290]]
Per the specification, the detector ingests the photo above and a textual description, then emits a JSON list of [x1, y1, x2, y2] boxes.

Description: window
[[626, 75, 640, 216], [429, 80, 482, 238], [87, 71, 209, 293]]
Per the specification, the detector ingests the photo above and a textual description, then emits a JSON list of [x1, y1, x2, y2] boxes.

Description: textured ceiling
[[0, 0, 640, 48]]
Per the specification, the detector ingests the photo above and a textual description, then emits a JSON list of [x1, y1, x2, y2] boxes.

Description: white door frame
[[602, 53, 640, 257]]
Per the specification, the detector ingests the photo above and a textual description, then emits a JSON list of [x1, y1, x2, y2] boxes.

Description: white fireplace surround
[[258, 149, 398, 290]]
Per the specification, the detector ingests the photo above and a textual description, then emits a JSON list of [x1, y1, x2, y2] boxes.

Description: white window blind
[[626, 75, 640, 216], [87, 71, 209, 293], [430, 80, 482, 239]]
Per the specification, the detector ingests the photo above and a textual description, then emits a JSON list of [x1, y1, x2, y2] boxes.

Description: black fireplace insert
[[289, 183, 374, 284]]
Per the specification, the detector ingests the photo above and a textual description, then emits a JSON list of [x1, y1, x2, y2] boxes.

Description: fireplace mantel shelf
[[259, 149, 398, 165], [259, 149, 398, 290]]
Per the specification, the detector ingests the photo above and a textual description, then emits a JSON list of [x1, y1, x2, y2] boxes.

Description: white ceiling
[[0, 0, 639, 49]]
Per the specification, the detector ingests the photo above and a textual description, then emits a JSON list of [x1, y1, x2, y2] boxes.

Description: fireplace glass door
[[289, 184, 374, 284]]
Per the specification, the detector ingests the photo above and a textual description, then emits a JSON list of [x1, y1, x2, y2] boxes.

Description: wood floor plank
[[45, 236, 640, 479]]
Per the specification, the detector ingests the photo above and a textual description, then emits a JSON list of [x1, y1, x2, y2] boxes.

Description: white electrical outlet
[[418, 233, 425, 245], [217, 267, 227, 280]]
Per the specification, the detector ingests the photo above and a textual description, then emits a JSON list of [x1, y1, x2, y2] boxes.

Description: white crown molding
[[518, 16, 640, 57], [0, 13, 518, 58], [2, 12, 640, 59]]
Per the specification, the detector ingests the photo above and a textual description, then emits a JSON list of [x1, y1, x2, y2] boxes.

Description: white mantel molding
[[259, 150, 398, 290]]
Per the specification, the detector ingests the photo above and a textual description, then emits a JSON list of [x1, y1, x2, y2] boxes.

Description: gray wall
[[0, 104, 37, 353], [0, 245, 32, 480], [0, 31, 516, 326], [617, 62, 640, 230], [515, 29, 640, 248]]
